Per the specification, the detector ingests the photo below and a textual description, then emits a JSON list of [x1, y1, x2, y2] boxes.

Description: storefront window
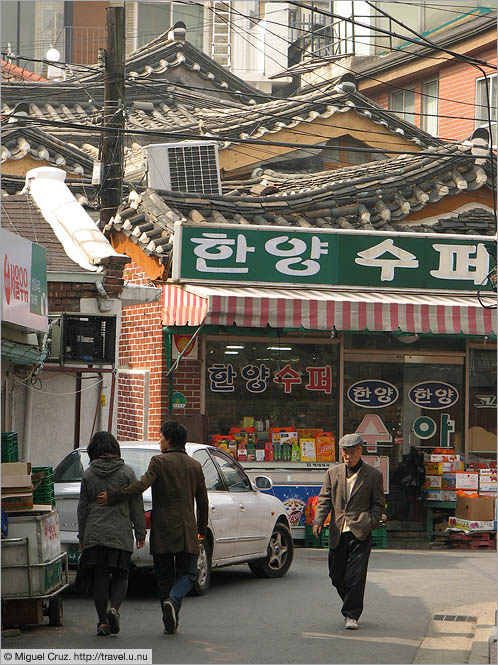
[[205, 338, 339, 443], [468, 349, 497, 456], [344, 353, 464, 522]]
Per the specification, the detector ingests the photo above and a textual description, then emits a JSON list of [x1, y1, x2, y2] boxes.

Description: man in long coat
[[97, 421, 208, 634], [313, 433, 384, 630]]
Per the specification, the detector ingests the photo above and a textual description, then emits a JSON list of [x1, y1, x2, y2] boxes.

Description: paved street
[[3, 548, 496, 664]]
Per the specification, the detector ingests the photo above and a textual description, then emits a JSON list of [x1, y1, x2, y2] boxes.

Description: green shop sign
[[172, 222, 494, 292]]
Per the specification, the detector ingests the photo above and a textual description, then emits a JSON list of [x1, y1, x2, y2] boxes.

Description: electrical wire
[[3, 112, 492, 161], [219, 1, 496, 114], [128, 75, 493, 139], [287, 1, 496, 70], [12, 373, 103, 395]]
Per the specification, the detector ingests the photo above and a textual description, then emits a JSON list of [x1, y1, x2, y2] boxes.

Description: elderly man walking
[[313, 433, 384, 630]]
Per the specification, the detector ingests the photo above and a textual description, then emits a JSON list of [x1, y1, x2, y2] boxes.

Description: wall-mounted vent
[[61, 314, 116, 365], [143, 141, 222, 195]]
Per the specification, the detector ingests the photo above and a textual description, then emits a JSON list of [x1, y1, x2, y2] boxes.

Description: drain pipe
[[23, 381, 33, 462]]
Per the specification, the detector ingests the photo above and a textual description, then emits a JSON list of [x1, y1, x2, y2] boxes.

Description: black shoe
[[162, 600, 177, 634], [107, 608, 120, 634]]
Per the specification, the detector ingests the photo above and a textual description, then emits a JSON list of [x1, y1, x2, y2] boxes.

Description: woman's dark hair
[[160, 421, 187, 450], [87, 431, 121, 460]]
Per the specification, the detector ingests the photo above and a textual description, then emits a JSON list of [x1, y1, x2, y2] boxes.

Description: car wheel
[[248, 522, 294, 579], [190, 539, 212, 596]]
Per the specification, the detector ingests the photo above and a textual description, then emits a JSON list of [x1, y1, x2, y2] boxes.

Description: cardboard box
[[425, 462, 443, 475], [424, 475, 442, 489], [479, 480, 497, 492], [1, 462, 32, 492], [448, 516, 497, 532], [300, 438, 316, 462], [442, 473, 456, 489], [455, 495, 495, 521], [424, 490, 456, 502], [2, 494, 34, 511], [430, 454, 459, 463], [455, 472, 479, 490]]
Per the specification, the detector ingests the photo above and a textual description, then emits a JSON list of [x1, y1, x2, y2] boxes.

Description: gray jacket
[[78, 458, 146, 552]]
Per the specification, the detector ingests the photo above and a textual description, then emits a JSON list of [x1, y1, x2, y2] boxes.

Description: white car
[[54, 441, 294, 594]]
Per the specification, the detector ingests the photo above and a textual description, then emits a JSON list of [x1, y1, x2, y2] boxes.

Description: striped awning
[[163, 284, 497, 336]]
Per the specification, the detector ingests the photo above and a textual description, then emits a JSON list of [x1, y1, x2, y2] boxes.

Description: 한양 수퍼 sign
[[172, 221, 494, 292]]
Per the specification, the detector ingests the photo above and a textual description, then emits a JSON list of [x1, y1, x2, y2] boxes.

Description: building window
[[205, 338, 339, 441], [421, 80, 439, 136], [475, 74, 497, 146], [390, 89, 415, 124], [137, 1, 204, 50]]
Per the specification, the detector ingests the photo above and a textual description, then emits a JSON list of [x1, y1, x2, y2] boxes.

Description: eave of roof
[[103, 139, 494, 264]]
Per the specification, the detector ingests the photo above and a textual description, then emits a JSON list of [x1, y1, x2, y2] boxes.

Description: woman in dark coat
[[77, 432, 146, 636]]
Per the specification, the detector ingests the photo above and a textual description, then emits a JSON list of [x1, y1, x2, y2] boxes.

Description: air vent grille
[[144, 141, 222, 195]]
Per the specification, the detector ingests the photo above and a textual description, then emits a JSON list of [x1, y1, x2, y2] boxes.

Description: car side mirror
[[254, 475, 273, 490]]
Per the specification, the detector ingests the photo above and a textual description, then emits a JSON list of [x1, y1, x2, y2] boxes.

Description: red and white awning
[[163, 284, 497, 336]]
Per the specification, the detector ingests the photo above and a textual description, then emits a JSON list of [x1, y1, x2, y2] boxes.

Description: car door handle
[[239, 504, 245, 511]]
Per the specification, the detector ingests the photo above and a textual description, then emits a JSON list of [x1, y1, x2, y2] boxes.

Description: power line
[[3, 112, 493, 162], [287, 1, 496, 70]]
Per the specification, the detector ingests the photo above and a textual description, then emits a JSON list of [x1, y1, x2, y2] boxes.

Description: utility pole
[[100, 5, 125, 227]]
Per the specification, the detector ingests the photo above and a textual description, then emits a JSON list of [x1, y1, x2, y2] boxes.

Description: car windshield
[[54, 447, 158, 482]]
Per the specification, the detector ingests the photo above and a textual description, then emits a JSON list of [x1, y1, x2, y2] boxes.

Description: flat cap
[[338, 433, 365, 449]]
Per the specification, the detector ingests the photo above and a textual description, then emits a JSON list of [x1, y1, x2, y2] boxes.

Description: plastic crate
[[372, 527, 387, 549], [304, 524, 322, 548], [1, 432, 19, 463], [32, 467, 55, 506], [320, 527, 330, 549]]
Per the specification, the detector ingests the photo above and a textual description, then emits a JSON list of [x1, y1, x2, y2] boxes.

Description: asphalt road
[[3, 548, 496, 664]]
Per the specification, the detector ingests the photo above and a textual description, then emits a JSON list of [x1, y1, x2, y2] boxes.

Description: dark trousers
[[328, 531, 372, 621], [153, 552, 198, 613]]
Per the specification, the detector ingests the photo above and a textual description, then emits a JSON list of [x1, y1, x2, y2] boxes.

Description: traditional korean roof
[[125, 25, 264, 106], [1, 75, 441, 164], [1, 60, 48, 82], [1, 124, 94, 176], [103, 137, 495, 264]]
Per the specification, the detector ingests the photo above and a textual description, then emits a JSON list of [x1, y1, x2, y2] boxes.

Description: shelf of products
[[211, 426, 336, 464]]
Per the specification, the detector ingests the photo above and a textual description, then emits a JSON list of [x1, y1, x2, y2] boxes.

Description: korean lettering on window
[[208, 363, 333, 395]]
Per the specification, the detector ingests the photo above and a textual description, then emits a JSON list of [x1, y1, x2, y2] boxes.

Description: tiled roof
[[1, 194, 83, 272], [2, 124, 94, 176], [104, 138, 494, 264], [1, 60, 48, 82], [1, 76, 441, 165], [125, 28, 264, 106]]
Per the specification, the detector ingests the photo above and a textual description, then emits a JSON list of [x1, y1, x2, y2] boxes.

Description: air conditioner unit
[[61, 314, 116, 365], [143, 141, 222, 195]]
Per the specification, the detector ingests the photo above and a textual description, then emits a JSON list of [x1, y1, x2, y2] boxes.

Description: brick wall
[[48, 257, 127, 312], [365, 46, 496, 142], [117, 260, 203, 442]]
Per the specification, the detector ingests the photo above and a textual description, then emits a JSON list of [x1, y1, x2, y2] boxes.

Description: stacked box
[[479, 469, 497, 497], [1, 432, 19, 463], [32, 466, 55, 506]]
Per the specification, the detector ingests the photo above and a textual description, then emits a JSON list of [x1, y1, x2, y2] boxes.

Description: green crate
[[320, 527, 330, 548], [304, 524, 322, 548], [372, 527, 387, 549], [1, 432, 19, 463], [32, 466, 55, 506]]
